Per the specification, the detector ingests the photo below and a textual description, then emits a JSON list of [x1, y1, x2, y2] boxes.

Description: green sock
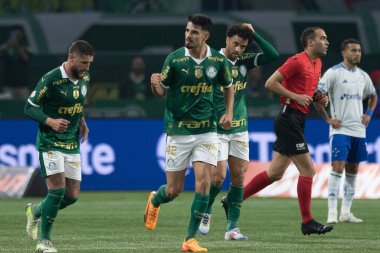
[[227, 184, 243, 231], [59, 194, 78, 210], [186, 193, 209, 241], [33, 200, 45, 219], [151, 185, 172, 207], [34, 193, 77, 218], [40, 188, 65, 241], [206, 184, 221, 214]]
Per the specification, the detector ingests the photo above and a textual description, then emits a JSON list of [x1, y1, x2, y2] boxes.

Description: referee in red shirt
[[243, 27, 333, 235]]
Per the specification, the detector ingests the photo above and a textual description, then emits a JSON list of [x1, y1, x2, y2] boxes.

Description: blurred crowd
[[1, 0, 379, 14], [0, 25, 31, 100]]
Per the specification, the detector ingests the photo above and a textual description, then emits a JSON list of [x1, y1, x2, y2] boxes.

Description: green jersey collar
[[219, 48, 237, 65], [60, 63, 79, 85], [185, 45, 212, 65]]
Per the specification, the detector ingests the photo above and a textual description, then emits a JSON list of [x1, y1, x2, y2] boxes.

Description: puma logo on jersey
[[181, 68, 189, 74], [60, 90, 67, 96]]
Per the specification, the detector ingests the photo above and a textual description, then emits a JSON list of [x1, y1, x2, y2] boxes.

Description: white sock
[[341, 173, 357, 215], [328, 172, 342, 215]]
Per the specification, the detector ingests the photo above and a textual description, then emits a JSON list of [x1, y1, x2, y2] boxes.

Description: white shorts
[[217, 131, 249, 161], [39, 151, 82, 181], [166, 132, 218, 172]]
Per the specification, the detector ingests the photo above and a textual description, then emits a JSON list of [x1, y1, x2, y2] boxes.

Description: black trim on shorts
[[273, 105, 309, 156]]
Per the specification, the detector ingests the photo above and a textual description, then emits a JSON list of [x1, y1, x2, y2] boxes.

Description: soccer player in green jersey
[[24, 40, 94, 253], [144, 14, 234, 252], [198, 24, 279, 239]]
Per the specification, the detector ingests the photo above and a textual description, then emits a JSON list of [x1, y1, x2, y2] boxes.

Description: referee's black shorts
[[273, 105, 309, 156]]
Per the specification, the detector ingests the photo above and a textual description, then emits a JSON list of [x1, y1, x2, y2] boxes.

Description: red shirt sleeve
[[277, 56, 299, 80]]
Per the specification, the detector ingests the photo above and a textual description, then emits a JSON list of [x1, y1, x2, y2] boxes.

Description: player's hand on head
[[242, 23, 254, 33]]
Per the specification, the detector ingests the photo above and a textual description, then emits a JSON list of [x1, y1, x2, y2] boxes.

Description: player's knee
[[232, 172, 245, 186], [199, 178, 211, 189], [332, 166, 344, 174], [212, 174, 225, 187]]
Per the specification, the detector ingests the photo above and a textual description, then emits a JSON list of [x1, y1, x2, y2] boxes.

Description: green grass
[[1, 192, 379, 252]]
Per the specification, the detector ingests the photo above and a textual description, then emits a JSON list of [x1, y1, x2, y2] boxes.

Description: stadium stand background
[[0, 0, 380, 118]]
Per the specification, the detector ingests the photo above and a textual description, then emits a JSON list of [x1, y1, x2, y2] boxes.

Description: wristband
[[365, 109, 373, 117]]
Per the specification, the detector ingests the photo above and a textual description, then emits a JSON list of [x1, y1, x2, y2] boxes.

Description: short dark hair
[[68, 40, 94, 56], [188, 14, 212, 32], [300, 27, 323, 49], [226, 24, 253, 44], [341, 38, 361, 51]]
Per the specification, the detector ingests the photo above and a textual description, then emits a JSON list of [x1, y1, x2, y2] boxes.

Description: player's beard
[[349, 57, 360, 66], [71, 66, 83, 79]]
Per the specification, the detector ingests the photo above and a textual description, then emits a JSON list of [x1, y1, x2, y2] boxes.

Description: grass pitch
[[0, 191, 379, 252]]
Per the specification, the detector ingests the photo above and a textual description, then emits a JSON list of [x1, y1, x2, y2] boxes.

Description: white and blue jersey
[[318, 62, 376, 138], [318, 62, 376, 162]]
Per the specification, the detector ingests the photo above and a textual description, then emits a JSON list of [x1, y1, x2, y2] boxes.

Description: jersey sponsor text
[[58, 103, 83, 116], [178, 119, 211, 129], [181, 82, 212, 95]]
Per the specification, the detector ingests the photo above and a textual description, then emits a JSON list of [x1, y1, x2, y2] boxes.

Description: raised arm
[[242, 23, 279, 66], [150, 73, 167, 98]]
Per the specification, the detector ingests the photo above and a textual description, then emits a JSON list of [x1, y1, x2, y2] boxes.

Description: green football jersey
[[28, 65, 90, 154], [161, 46, 232, 135], [214, 50, 258, 134]]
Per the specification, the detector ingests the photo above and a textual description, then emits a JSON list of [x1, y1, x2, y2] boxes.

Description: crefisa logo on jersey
[[206, 66, 217, 78], [239, 65, 247, 77]]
